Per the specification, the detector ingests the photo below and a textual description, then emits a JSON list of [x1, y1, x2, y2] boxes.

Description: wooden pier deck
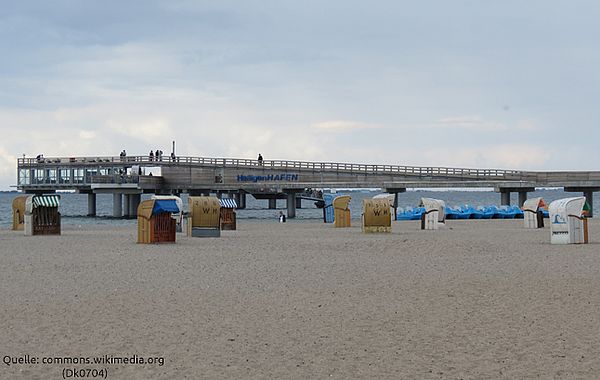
[[16, 155, 600, 217]]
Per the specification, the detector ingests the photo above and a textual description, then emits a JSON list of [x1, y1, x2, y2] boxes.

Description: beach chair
[[523, 197, 546, 229], [219, 198, 238, 230], [152, 195, 184, 232], [549, 197, 590, 244], [24, 195, 61, 236], [137, 199, 181, 243], [187, 196, 221, 237], [322, 194, 335, 223], [362, 198, 392, 233], [12, 195, 28, 230], [333, 195, 352, 228], [419, 198, 446, 230]]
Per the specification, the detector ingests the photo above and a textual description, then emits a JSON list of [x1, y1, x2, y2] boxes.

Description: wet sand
[[1, 219, 599, 379]]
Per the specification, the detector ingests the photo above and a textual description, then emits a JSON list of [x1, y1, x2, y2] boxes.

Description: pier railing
[[90, 175, 164, 187], [90, 175, 140, 184], [17, 155, 529, 180]]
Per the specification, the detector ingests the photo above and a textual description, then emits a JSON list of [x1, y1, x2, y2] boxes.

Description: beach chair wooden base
[[25, 208, 61, 236], [191, 227, 221, 238], [138, 211, 176, 244], [363, 226, 391, 233], [220, 208, 236, 230], [334, 210, 351, 227]]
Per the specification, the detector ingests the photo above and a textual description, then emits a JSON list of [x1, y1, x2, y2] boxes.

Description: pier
[[16, 155, 600, 218]]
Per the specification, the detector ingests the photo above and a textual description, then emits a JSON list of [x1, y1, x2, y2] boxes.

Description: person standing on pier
[[258, 153, 263, 165], [149, 150, 154, 161]]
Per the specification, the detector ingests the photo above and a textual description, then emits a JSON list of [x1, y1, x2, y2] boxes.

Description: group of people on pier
[[149, 149, 163, 161], [148, 150, 177, 162]]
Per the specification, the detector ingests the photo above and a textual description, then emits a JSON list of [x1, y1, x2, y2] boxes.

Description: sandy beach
[[1, 219, 600, 379]]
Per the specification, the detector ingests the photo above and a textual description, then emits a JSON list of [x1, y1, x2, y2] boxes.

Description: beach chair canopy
[[373, 193, 394, 206], [333, 195, 351, 210], [151, 195, 183, 213], [523, 197, 546, 212], [12, 195, 28, 209], [138, 199, 181, 220], [549, 197, 589, 221], [419, 197, 445, 212], [152, 199, 180, 214], [219, 198, 238, 208], [33, 195, 60, 208], [25, 194, 61, 214]]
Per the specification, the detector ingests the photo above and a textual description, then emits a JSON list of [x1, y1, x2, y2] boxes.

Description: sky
[[1, 0, 599, 190]]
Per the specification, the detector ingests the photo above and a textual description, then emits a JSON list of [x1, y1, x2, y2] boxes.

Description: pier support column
[[87, 193, 96, 216], [129, 194, 141, 217], [518, 191, 528, 208], [385, 188, 406, 221], [237, 191, 246, 209], [123, 194, 131, 218], [584, 190, 594, 218], [497, 187, 535, 207], [287, 193, 297, 219], [112, 193, 122, 217], [296, 197, 302, 209], [565, 187, 599, 218], [500, 191, 511, 206], [268, 198, 277, 209]]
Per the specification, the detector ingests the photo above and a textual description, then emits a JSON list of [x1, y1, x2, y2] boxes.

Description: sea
[[0, 189, 596, 229]]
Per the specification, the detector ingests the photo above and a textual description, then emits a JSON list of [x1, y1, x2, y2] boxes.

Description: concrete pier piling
[[112, 193, 122, 218], [268, 198, 277, 209], [87, 193, 96, 216], [129, 194, 140, 218], [518, 191, 528, 208], [237, 191, 246, 209], [565, 187, 599, 218], [123, 194, 131, 218], [286, 193, 297, 219], [584, 191, 594, 217], [500, 191, 511, 206]]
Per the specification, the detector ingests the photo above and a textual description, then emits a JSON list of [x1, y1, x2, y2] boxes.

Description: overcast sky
[[1, 1, 599, 189]]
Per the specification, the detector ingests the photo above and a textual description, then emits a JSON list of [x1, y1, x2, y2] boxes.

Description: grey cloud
[[1, 0, 600, 189]]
